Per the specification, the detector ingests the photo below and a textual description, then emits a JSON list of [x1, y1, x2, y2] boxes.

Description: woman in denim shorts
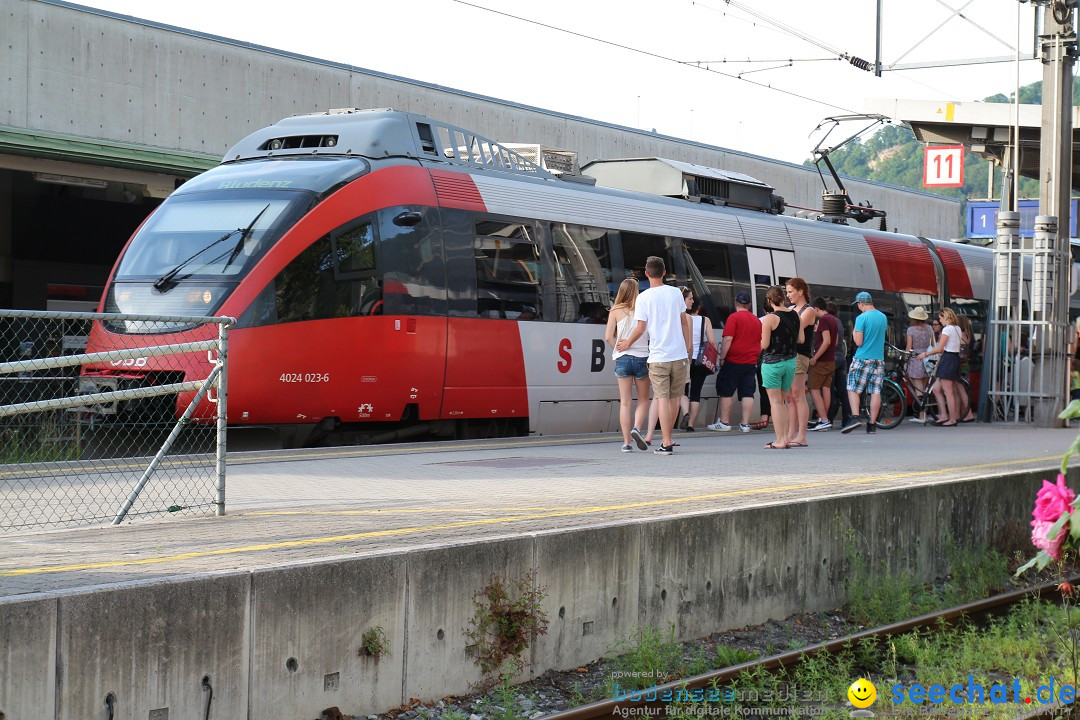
[[605, 278, 652, 452]]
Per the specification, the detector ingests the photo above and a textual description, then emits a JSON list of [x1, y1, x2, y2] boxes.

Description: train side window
[[683, 239, 734, 325], [474, 220, 542, 319], [333, 222, 377, 276], [550, 224, 615, 322], [272, 219, 382, 324], [620, 232, 672, 289]]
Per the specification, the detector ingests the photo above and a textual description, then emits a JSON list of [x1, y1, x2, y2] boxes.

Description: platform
[[3, 423, 1074, 596]]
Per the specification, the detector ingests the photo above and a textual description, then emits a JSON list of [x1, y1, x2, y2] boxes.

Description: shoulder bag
[[694, 318, 719, 373]]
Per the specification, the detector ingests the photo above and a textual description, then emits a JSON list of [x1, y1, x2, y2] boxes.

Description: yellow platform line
[[0, 454, 1061, 577]]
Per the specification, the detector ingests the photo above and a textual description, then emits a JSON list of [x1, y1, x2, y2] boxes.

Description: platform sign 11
[[923, 145, 965, 188]]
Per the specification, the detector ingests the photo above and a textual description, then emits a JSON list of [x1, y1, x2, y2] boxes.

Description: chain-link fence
[[0, 310, 232, 532]]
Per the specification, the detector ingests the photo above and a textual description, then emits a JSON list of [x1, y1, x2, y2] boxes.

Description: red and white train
[[85, 108, 994, 445]]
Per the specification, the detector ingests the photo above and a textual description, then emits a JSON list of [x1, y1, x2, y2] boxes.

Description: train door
[[747, 247, 796, 313]]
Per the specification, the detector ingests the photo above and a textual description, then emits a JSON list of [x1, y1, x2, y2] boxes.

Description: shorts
[[846, 358, 885, 394], [807, 360, 835, 390], [648, 359, 690, 399], [717, 361, 758, 400], [761, 357, 797, 392], [936, 351, 962, 381], [614, 354, 649, 380], [794, 353, 810, 375]]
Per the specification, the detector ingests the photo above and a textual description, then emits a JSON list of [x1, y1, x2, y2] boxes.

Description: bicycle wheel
[[875, 380, 906, 429]]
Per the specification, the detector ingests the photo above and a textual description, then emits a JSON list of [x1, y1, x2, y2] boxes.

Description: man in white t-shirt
[[615, 256, 691, 455]]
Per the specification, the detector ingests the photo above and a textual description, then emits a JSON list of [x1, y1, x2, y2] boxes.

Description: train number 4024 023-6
[[279, 373, 330, 383]]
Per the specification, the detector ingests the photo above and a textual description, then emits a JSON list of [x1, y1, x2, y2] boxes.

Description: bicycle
[[804, 357, 906, 429], [881, 343, 971, 428]]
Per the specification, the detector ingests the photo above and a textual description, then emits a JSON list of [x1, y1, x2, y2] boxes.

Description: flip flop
[[751, 420, 770, 431], [763, 442, 788, 449], [788, 442, 807, 448]]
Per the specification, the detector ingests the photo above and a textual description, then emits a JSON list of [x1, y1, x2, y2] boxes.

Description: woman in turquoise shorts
[[758, 286, 799, 449]]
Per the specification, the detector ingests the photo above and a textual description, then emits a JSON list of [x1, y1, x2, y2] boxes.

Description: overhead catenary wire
[[693, 0, 875, 72], [450, 0, 859, 115]]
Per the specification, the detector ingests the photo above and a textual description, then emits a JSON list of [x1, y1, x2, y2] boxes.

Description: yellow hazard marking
[[946, 102, 955, 121], [0, 454, 1062, 577]]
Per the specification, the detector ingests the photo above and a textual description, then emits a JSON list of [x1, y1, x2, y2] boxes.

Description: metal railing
[[0, 309, 233, 531]]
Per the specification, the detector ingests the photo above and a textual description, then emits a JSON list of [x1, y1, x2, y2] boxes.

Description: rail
[[545, 576, 1080, 720]]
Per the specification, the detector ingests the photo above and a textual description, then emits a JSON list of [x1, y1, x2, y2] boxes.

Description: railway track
[[544, 576, 1080, 720]]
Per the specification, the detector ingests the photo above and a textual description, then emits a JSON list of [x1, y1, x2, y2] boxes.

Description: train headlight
[[269, 139, 283, 150], [202, 290, 213, 304]]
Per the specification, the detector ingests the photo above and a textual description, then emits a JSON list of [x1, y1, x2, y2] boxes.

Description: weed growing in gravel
[[568, 682, 589, 707], [844, 529, 1010, 626], [606, 625, 683, 694], [713, 644, 755, 668]]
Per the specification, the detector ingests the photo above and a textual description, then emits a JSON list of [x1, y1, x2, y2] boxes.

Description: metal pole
[[875, 0, 883, 77], [112, 365, 222, 525], [1036, 3, 1075, 427], [989, 211, 1021, 421], [215, 322, 229, 516]]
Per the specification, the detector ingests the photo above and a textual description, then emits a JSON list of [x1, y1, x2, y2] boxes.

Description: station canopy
[[866, 98, 1080, 191]]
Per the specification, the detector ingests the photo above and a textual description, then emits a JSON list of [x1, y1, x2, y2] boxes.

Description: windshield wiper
[[152, 204, 271, 292], [220, 204, 270, 274]]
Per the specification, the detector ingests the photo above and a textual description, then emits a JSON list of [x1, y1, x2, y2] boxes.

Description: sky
[[69, 0, 1046, 165]]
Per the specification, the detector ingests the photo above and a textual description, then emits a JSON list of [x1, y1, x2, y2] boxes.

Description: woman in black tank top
[[761, 309, 798, 362], [760, 286, 799, 449], [785, 277, 814, 448]]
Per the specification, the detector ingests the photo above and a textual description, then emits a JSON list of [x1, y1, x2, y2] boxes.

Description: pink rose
[[1032, 474, 1076, 524], [1032, 519, 1067, 559]]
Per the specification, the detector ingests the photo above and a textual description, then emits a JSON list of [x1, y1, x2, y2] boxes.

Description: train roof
[[222, 108, 557, 180]]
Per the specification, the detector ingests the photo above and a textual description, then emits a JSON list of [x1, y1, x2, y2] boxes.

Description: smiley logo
[[848, 678, 877, 709]]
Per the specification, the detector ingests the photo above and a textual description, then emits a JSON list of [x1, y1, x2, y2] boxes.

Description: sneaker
[[654, 444, 674, 455], [909, 416, 927, 424], [739, 423, 752, 433], [707, 421, 732, 432], [810, 419, 832, 431], [630, 427, 648, 451], [840, 419, 864, 434], [866, 422, 877, 434], [621, 444, 633, 452]]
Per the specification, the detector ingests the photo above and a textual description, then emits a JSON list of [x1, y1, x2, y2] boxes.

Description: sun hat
[[855, 291, 873, 304], [908, 306, 929, 321]]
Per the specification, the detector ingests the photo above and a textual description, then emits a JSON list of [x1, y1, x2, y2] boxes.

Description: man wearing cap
[[842, 291, 888, 434], [708, 291, 762, 433]]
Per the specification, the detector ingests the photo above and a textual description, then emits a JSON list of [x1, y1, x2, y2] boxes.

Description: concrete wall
[[0, 0, 962, 240], [0, 468, 1053, 720]]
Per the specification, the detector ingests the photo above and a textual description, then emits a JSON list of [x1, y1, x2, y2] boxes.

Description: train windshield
[[116, 192, 302, 279], [105, 189, 309, 327]]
